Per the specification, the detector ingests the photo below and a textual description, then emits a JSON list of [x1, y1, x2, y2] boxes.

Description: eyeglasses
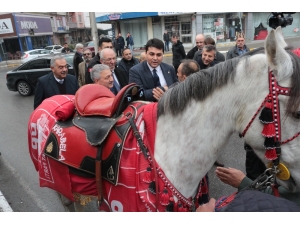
[[83, 53, 91, 56]]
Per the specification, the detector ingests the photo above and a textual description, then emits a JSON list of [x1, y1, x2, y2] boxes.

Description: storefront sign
[[20, 21, 38, 29], [15, 14, 52, 36], [0, 18, 14, 34], [158, 12, 192, 16], [108, 13, 121, 20]]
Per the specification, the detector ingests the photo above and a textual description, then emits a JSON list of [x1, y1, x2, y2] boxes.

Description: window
[[23, 59, 47, 70], [78, 15, 82, 23], [54, 46, 61, 50], [164, 16, 192, 44]]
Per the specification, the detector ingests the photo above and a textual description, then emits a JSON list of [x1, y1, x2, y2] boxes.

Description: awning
[[96, 12, 158, 23]]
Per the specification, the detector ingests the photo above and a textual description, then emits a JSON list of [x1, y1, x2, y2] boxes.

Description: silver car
[[21, 49, 51, 63], [44, 45, 63, 54]]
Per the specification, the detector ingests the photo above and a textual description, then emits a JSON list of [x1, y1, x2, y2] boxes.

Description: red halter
[[241, 70, 300, 155]]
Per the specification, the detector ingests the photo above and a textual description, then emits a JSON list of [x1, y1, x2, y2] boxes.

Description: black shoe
[[214, 160, 224, 167]]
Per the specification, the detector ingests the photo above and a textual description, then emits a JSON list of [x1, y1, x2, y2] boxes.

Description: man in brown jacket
[[78, 49, 93, 86]]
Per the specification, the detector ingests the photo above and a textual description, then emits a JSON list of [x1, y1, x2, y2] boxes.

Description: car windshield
[[84, 42, 94, 47], [45, 47, 52, 50]]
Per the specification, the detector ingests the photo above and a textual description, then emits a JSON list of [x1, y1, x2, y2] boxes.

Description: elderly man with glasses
[[78, 49, 93, 86], [100, 48, 128, 95]]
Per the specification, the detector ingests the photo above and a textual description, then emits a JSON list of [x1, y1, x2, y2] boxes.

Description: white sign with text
[[0, 18, 14, 34]]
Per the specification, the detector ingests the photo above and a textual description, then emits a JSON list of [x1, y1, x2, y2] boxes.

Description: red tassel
[[177, 201, 188, 212], [262, 123, 276, 137], [160, 188, 170, 206], [143, 167, 152, 183], [265, 148, 278, 160]]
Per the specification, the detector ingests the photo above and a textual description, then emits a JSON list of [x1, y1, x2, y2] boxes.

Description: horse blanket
[[28, 94, 208, 212]]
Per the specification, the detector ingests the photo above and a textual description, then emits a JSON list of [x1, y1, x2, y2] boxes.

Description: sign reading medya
[[0, 18, 14, 34]]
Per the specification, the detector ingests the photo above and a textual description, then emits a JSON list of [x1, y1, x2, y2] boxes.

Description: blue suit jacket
[[129, 61, 177, 101], [34, 72, 79, 109]]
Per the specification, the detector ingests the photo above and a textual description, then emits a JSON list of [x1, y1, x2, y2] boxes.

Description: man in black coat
[[171, 34, 186, 73], [117, 33, 125, 56], [129, 38, 177, 102], [163, 30, 170, 52], [186, 33, 205, 59], [87, 37, 113, 84], [34, 55, 79, 109], [117, 48, 139, 76], [72, 43, 84, 81], [100, 48, 129, 95]]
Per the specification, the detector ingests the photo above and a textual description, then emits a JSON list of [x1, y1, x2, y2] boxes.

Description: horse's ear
[[265, 26, 293, 81]]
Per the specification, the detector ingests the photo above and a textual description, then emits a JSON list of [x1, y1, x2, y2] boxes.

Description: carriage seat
[[75, 83, 145, 118]]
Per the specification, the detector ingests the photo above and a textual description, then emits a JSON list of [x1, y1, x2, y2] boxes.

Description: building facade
[[96, 12, 300, 49], [0, 13, 53, 60]]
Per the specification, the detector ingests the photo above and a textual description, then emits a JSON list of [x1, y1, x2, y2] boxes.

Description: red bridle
[[241, 70, 300, 146]]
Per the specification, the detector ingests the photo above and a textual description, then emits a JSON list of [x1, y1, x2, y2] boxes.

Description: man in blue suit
[[34, 55, 79, 109], [129, 38, 177, 102]]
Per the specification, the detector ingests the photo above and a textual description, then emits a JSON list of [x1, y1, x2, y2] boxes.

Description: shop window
[[165, 16, 192, 43]]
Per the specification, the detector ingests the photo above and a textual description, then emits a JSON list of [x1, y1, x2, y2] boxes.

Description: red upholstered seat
[[75, 83, 140, 117]]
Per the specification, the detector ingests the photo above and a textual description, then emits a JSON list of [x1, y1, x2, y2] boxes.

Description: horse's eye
[[293, 111, 300, 119]]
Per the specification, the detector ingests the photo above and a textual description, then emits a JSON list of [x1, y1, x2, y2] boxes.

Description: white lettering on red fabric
[[111, 200, 123, 212], [52, 124, 67, 161]]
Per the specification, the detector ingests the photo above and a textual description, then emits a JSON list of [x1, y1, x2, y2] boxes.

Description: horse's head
[[245, 27, 300, 192]]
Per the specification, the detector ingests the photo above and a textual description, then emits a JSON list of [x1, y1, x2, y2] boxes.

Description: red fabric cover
[[28, 95, 76, 200], [55, 100, 75, 121]]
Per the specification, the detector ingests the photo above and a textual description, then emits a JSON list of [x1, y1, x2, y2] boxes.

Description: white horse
[[28, 27, 300, 211], [156, 26, 300, 198]]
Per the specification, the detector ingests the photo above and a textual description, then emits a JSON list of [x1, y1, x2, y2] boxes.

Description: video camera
[[268, 13, 295, 29]]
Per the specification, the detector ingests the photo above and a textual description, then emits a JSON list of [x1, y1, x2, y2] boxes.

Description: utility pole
[[89, 12, 99, 54]]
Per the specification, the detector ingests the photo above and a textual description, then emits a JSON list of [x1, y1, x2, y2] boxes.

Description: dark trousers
[[116, 48, 122, 57], [165, 41, 169, 51], [244, 143, 267, 180]]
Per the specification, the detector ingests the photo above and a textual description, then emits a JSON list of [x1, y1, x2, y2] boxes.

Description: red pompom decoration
[[160, 188, 170, 206], [262, 123, 276, 137], [265, 148, 278, 160], [143, 167, 153, 183]]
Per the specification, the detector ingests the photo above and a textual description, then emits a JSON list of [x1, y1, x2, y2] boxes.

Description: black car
[[6, 53, 75, 96]]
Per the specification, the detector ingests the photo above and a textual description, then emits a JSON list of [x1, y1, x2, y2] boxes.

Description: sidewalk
[[0, 190, 13, 212]]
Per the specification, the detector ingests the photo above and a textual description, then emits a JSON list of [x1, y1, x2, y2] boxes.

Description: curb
[[0, 191, 13, 212], [0, 64, 20, 68]]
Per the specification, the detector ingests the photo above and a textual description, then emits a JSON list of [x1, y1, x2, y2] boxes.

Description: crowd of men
[[32, 31, 300, 211]]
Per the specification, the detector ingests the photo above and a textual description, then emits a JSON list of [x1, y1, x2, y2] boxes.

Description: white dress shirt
[[147, 63, 167, 87]]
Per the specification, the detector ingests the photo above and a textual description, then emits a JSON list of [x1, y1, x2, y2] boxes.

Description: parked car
[[6, 53, 75, 96], [21, 49, 51, 63], [44, 45, 63, 54], [83, 41, 95, 57]]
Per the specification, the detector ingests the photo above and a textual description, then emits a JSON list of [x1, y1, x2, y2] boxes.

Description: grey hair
[[75, 43, 83, 50], [50, 55, 66, 67], [100, 48, 116, 60], [91, 64, 110, 82]]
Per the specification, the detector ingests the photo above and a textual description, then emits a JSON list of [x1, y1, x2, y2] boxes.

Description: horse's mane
[[158, 46, 300, 117], [158, 57, 242, 117]]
